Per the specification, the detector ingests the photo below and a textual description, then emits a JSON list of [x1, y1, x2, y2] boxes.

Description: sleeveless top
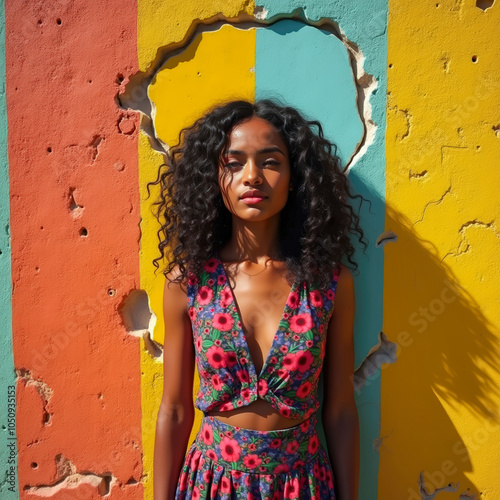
[[186, 252, 340, 420]]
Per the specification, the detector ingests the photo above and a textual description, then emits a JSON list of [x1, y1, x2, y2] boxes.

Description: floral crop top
[[186, 252, 340, 420]]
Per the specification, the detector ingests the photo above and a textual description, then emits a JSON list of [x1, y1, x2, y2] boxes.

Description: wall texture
[[1, 0, 498, 499]]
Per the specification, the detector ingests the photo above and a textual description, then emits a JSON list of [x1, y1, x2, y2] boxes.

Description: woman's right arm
[[154, 266, 195, 500]]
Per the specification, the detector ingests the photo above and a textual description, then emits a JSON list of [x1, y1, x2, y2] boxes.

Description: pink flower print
[[280, 345, 288, 354], [294, 460, 305, 469], [220, 286, 233, 307], [313, 462, 320, 478], [300, 419, 310, 432], [192, 486, 200, 500], [206, 346, 226, 368], [326, 289, 335, 300], [326, 468, 334, 489], [248, 443, 256, 451], [319, 323, 325, 334], [197, 286, 213, 305], [283, 352, 298, 371], [201, 423, 213, 445], [220, 436, 241, 462], [287, 291, 300, 309], [273, 463, 290, 473], [203, 470, 212, 483], [243, 454, 262, 469], [190, 449, 202, 469], [217, 274, 227, 286], [232, 470, 243, 479], [187, 273, 198, 286], [293, 334, 300, 341], [306, 340, 313, 348], [280, 406, 291, 418], [318, 466, 327, 481], [240, 357, 248, 365], [241, 388, 251, 401], [277, 368, 290, 381], [213, 312, 234, 332], [270, 438, 282, 449], [295, 350, 314, 373], [296, 381, 312, 399], [224, 351, 238, 368], [309, 289, 324, 308], [211, 374, 223, 391], [308, 434, 319, 455], [286, 440, 299, 454], [195, 336, 203, 352], [284, 478, 300, 499], [178, 470, 188, 491], [270, 356, 278, 364], [289, 313, 314, 333], [188, 307, 197, 321], [203, 258, 218, 273], [257, 379, 268, 396], [220, 476, 231, 493], [236, 369, 250, 384], [210, 483, 218, 497]]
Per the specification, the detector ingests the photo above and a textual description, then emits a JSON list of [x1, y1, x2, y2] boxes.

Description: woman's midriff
[[207, 399, 308, 431]]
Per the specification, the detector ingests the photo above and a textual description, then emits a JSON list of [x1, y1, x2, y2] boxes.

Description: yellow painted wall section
[[138, 4, 255, 496], [149, 25, 256, 146], [382, 1, 499, 498]]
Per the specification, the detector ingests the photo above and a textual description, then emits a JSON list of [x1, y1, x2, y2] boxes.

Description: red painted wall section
[[6, 1, 142, 498]]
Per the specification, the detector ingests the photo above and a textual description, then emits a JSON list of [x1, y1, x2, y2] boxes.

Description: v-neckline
[[215, 251, 298, 379]]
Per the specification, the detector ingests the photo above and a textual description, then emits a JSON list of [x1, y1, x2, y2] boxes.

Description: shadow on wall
[[349, 171, 498, 499]]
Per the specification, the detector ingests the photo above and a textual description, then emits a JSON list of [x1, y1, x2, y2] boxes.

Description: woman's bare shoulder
[[163, 264, 189, 305]]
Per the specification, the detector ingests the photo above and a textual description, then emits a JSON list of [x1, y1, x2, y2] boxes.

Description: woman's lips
[[241, 196, 267, 204]]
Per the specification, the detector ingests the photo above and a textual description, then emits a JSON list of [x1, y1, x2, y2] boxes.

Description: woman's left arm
[[322, 264, 360, 500]]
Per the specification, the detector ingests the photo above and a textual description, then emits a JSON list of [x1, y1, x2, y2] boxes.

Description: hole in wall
[[108, 289, 116, 297], [472, 55, 478, 63], [56, 18, 62, 25], [118, 289, 155, 335], [30, 462, 38, 469], [476, 0, 494, 11], [79, 227, 88, 237], [116, 74, 125, 84], [47, 147, 52, 153]]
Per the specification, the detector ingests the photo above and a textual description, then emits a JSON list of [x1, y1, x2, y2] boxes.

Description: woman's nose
[[242, 158, 262, 183]]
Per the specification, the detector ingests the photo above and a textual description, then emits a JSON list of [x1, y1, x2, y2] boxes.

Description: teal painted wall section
[[256, 20, 364, 165], [0, 0, 18, 497], [256, 2, 388, 498]]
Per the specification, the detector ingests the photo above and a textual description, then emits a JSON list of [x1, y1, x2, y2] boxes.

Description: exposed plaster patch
[[68, 187, 84, 218], [89, 135, 103, 162], [253, 6, 268, 20], [492, 124, 500, 138], [409, 169, 428, 180], [389, 106, 412, 141], [118, 11, 376, 172], [459, 489, 478, 499], [373, 428, 393, 453], [143, 330, 163, 360], [16, 369, 53, 425], [353, 332, 397, 392], [476, 0, 495, 11], [417, 471, 459, 499], [118, 289, 157, 338], [441, 220, 499, 262], [375, 231, 398, 247]]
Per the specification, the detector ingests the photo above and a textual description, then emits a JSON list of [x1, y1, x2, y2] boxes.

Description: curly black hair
[[146, 98, 367, 290]]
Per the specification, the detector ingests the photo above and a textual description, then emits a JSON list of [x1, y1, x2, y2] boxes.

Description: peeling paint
[[353, 332, 397, 392], [417, 471, 459, 499]]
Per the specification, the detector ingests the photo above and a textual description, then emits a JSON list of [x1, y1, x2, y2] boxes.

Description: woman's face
[[218, 116, 291, 222]]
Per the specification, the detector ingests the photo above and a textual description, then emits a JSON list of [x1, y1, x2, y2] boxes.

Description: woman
[[149, 99, 364, 499]]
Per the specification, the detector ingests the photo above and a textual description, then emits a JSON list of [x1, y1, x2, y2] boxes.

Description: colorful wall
[[1, 0, 498, 499]]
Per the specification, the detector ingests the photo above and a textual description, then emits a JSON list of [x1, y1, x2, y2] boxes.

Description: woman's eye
[[224, 161, 241, 168], [263, 159, 280, 167]]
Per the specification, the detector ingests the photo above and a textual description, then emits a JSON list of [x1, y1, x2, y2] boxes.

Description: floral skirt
[[175, 412, 335, 499]]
